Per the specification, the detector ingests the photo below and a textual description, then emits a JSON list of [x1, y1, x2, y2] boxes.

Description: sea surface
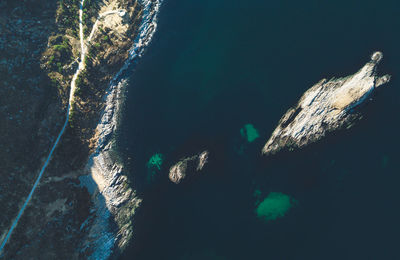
[[118, 0, 400, 259]]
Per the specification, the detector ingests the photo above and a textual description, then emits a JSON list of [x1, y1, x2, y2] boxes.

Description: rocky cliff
[[0, 0, 161, 258]]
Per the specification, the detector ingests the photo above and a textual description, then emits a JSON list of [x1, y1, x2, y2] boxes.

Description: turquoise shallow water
[[118, 0, 400, 259]]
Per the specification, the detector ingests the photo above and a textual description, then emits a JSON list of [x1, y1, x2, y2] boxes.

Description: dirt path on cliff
[[0, 0, 127, 253], [0, 0, 86, 251]]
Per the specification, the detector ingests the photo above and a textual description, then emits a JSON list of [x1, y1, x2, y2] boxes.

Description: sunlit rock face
[[262, 52, 391, 156], [169, 151, 209, 184]]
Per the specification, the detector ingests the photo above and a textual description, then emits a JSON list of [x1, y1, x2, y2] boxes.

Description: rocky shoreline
[[0, 0, 162, 258], [79, 0, 162, 258], [79, 79, 141, 259]]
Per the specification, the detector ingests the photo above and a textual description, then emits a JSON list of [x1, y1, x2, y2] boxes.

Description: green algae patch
[[256, 192, 296, 221], [240, 123, 260, 143], [147, 153, 163, 170], [147, 153, 164, 182]]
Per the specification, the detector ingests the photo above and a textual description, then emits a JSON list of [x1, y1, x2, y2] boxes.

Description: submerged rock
[[169, 151, 209, 184], [240, 123, 260, 143], [147, 153, 164, 182], [255, 192, 297, 221], [262, 52, 391, 155]]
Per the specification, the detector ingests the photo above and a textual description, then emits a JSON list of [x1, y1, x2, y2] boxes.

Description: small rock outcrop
[[262, 52, 391, 155], [169, 151, 209, 184]]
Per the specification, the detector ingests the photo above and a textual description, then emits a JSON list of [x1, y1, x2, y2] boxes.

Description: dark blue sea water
[[119, 0, 400, 259]]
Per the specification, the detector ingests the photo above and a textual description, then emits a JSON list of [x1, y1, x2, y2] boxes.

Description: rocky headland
[[262, 52, 391, 156], [0, 0, 161, 258]]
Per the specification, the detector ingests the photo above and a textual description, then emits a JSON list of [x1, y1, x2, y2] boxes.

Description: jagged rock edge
[[78, 0, 162, 258]]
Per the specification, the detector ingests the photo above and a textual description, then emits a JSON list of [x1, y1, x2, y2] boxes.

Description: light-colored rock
[[262, 52, 391, 156], [169, 151, 209, 184], [197, 151, 209, 171], [81, 78, 141, 260], [79, 0, 163, 258]]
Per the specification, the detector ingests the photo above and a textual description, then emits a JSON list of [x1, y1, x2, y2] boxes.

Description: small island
[[262, 52, 391, 156]]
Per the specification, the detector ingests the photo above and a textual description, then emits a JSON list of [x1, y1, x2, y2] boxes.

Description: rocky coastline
[[78, 0, 161, 258], [2, 0, 393, 259], [79, 78, 141, 259], [0, 0, 162, 258]]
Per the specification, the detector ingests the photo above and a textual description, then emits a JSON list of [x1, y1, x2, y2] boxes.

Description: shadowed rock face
[[169, 151, 209, 184], [262, 52, 391, 156]]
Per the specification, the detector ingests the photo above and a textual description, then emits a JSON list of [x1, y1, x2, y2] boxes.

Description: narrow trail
[[0, 0, 153, 255], [0, 0, 87, 254]]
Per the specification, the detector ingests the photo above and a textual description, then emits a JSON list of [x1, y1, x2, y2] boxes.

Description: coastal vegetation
[[47, 35, 74, 73], [56, 0, 80, 36], [67, 1, 143, 140], [41, 0, 83, 104], [0, 0, 156, 257], [82, 0, 101, 37]]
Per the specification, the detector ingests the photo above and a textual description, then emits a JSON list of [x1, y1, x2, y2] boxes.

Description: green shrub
[[57, 62, 63, 73], [54, 43, 69, 53], [83, 26, 89, 37], [84, 56, 92, 67], [75, 86, 82, 96], [51, 78, 57, 85], [48, 55, 55, 64], [75, 75, 82, 88]]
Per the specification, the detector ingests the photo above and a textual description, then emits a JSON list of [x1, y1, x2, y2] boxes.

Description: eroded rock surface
[[262, 52, 390, 156], [169, 151, 209, 184]]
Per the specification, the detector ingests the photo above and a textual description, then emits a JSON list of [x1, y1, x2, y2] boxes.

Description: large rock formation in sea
[[169, 151, 209, 184], [262, 52, 391, 156]]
